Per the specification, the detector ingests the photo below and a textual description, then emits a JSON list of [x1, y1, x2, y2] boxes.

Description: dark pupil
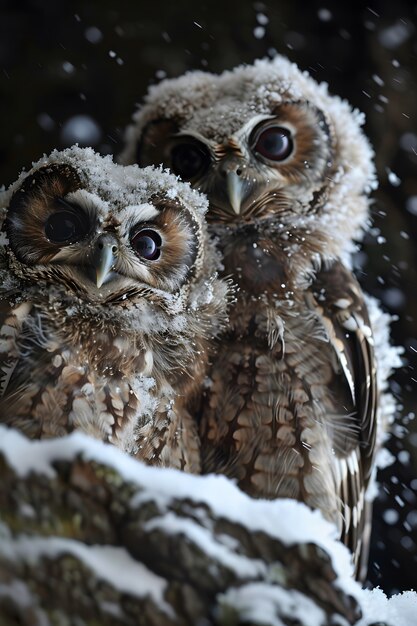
[[45, 210, 88, 244], [255, 127, 293, 161], [171, 144, 205, 179], [131, 229, 161, 261]]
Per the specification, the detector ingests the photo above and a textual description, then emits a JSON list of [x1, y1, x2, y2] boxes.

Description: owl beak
[[93, 237, 118, 288], [227, 171, 244, 215]]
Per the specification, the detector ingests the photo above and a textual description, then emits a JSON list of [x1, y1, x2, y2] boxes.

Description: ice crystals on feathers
[[0, 146, 231, 474]]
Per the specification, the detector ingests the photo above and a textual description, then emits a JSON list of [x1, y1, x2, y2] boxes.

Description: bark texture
[[0, 427, 387, 626]]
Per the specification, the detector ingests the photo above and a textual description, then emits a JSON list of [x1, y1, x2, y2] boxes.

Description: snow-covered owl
[[0, 146, 229, 473], [121, 56, 401, 577]]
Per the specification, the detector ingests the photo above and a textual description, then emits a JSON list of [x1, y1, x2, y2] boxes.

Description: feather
[[0, 147, 230, 477], [122, 56, 398, 583]]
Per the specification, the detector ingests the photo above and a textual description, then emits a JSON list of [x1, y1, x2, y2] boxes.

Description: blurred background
[[1, 0, 416, 595]]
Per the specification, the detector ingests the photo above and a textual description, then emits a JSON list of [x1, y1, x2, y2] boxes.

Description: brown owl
[[0, 146, 229, 473], [121, 56, 400, 578]]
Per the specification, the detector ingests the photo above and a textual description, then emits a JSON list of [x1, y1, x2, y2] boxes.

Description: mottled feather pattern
[[0, 147, 230, 473], [0, 53, 401, 585], [200, 287, 357, 517], [123, 55, 400, 580]]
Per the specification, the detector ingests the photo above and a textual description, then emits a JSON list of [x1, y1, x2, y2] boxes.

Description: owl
[[120, 55, 401, 578], [0, 146, 229, 473]]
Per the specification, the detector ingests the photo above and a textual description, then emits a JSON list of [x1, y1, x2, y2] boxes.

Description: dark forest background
[[1, 0, 416, 596]]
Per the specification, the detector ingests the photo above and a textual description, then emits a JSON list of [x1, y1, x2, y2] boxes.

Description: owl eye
[[131, 229, 162, 261], [44, 201, 90, 244], [252, 126, 293, 162], [171, 142, 210, 180]]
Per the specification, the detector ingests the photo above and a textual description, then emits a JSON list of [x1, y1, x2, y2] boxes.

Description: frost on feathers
[[0, 147, 230, 473], [120, 55, 403, 580], [120, 55, 377, 265], [1, 145, 209, 222]]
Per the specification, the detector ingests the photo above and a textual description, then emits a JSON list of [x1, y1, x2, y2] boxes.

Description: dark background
[[1, 0, 416, 595]]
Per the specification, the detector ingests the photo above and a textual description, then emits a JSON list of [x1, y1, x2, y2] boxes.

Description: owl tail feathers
[[354, 498, 374, 583]]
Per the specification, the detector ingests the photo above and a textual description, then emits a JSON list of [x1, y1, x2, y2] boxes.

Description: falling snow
[[386, 168, 401, 187], [253, 26, 266, 39], [378, 20, 414, 49], [60, 115, 102, 146], [317, 8, 332, 22], [2, 0, 417, 609], [84, 25, 103, 44], [406, 196, 417, 216]]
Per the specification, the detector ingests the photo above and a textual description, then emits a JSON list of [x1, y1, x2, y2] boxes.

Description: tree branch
[[0, 426, 397, 625]]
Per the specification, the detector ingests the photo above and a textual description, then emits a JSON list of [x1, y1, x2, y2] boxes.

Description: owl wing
[[308, 260, 378, 578], [0, 297, 44, 435], [0, 292, 25, 400], [134, 400, 201, 474], [0, 238, 22, 399]]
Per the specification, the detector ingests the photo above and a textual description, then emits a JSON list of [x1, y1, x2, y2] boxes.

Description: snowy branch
[[0, 426, 414, 626]]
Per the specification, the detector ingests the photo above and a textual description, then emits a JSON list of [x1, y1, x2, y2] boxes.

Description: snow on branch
[[0, 425, 415, 626]]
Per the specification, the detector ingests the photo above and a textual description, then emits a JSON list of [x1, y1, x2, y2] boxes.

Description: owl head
[[0, 147, 226, 337], [120, 56, 377, 265]]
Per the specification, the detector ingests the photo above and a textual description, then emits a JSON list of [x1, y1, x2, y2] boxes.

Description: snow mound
[[0, 426, 416, 626]]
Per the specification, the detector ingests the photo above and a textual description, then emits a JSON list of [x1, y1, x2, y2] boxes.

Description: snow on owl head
[[0, 147, 229, 471], [121, 55, 377, 268]]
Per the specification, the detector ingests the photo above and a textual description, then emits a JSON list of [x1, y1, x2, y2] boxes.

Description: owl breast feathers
[[0, 146, 230, 473], [121, 55, 402, 578]]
